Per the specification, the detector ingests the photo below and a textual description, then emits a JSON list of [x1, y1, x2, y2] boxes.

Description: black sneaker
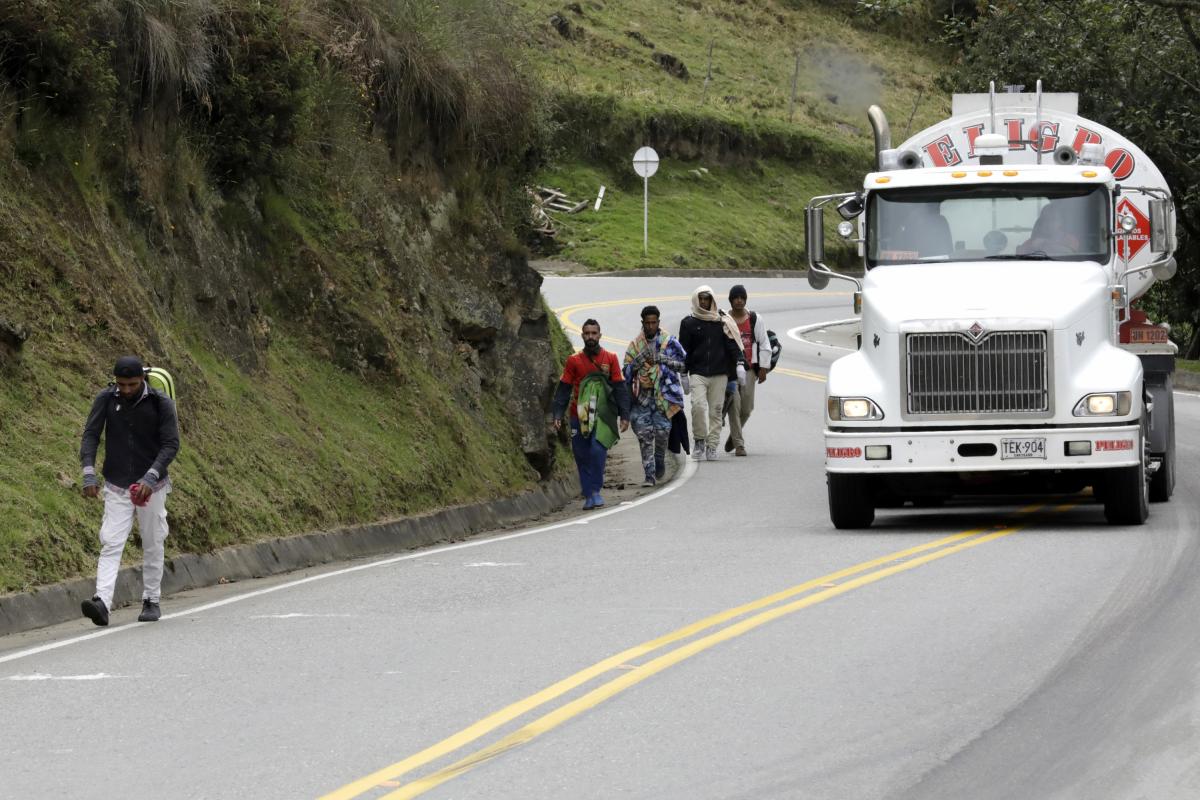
[[724, 436, 735, 453], [138, 600, 161, 622], [81, 596, 109, 627]]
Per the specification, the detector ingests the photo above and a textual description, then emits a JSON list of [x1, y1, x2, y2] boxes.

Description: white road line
[[786, 318, 858, 349], [0, 457, 699, 667], [5, 673, 127, 681], [246, 618, 352, 623]]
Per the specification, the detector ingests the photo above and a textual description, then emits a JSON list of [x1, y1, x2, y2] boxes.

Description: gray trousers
[[689, 374, 727, 449], [724, 375, 758, 448]]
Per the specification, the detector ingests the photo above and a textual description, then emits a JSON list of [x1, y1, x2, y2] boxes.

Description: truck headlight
[[1073, 391, 1132, 417], [828, 396, 885, 421]]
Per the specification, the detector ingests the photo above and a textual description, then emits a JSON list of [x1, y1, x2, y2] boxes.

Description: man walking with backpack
[[724, 285, 773, 456], [552, 320, 631, 509], [79, 356, 179, 626]]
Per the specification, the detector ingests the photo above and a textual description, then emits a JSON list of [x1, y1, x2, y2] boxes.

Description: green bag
[[143, 365, 176, 402], [576, 371, 619, 449]]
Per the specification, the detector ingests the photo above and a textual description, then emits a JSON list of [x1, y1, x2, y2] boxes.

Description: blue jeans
[[570, 418, 609, 498]]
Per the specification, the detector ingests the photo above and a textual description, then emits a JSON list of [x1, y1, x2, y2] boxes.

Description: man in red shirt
[[552, 319, 631, 509], [724, 285, 771, 456]]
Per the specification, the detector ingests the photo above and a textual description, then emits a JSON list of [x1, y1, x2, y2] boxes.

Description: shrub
[[203, 1, 318, 184], [117, 0, 218, 109]]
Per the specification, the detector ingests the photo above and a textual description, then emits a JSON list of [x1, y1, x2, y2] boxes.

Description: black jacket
[[677, 315, 744, 378], [80, 385, 180, 489]]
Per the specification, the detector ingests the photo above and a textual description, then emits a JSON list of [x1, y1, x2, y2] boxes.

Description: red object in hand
[[129, 483, 150, 507]]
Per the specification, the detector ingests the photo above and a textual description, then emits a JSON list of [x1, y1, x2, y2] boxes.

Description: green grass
[[515, 0, 951, 271], [0, 113, 546, 594], [0, 326, 538, 593], [1177, 359, 1200, 375], [517, 0, 949, 140], [538, 159, 839, 271]]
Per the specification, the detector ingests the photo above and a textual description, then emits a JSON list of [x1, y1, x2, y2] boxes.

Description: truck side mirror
[[1152, 256, 1177, 281], [805, 206, 831, 290], [1148, 199, 1172, 253]]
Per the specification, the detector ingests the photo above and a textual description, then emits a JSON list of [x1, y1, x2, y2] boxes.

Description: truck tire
[[828, 473, 875, 529], [1103, 418, 1149, 525], [1150, 393, 1175, 503]]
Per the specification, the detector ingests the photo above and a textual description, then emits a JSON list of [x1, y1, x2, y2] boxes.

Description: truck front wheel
[[1103, 419, 1150, 525], [1150, 394, 1175, 503], [828, 473, 875, 529]]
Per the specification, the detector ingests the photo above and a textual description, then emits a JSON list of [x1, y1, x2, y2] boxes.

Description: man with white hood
[[677, 286, 746, 461]]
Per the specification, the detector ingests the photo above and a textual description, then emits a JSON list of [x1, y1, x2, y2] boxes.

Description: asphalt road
[[2, 276, 1198, 800]]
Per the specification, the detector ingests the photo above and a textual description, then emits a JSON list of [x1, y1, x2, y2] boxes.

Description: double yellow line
[[321, 503, 1068, 799], [555, 293, 838, 385]]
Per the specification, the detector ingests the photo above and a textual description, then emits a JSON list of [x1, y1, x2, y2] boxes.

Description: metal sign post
[[632, 146, 660, 255]]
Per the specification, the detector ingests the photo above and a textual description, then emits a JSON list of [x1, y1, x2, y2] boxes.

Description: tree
[[940, 0, 1200, 357]]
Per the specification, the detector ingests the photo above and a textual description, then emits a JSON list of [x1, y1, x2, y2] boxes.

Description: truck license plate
[[1001, 437, 1046, 459]]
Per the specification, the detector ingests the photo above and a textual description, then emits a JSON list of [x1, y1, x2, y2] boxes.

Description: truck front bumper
[[825, 425, 1140, 473]]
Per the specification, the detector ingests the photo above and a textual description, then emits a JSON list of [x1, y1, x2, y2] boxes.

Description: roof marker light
[[1003, 170, 1019, 176], [977, 171, 993, 177], [875, 176, 891, 184], [1082, 170, 1098, 178], [951, 171, 967, 178]]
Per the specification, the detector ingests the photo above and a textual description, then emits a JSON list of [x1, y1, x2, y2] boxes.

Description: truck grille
[[906, 331, 1049, 415]]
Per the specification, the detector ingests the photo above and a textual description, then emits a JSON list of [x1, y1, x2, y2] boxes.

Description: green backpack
[[143, 366, 176, 402]]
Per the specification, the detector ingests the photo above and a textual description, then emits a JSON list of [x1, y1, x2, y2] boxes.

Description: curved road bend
[[0, 275, 1197, 799]]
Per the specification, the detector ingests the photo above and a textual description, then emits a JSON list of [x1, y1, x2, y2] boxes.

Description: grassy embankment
[[516, 0, 952, 271], [0, 0, 565, 594]]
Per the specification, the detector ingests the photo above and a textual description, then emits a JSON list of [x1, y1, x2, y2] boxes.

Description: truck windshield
[[866, 185, 1110, 267]]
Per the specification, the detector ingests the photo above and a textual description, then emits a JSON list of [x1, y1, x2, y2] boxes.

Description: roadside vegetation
[[0, 0, 561, 593], [516, 0, 952, 271]]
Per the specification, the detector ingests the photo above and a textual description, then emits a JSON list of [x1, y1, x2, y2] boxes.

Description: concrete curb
[[790, 317, 860, 351], [0, 476, 578, 638], [1175, 369, 1200, 392]]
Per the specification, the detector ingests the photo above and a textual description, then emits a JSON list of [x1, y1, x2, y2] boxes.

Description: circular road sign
[[633, 146, 660, 178]]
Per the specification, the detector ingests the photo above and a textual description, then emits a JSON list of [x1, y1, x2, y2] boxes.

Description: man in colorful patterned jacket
[[623, 305, 687, 487]]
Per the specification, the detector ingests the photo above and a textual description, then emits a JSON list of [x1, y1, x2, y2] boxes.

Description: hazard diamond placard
[[1116, 198, 1150, 260]]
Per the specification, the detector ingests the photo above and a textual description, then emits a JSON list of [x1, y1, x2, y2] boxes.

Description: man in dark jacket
[[79, 356, 180, 625], [677, 286, 745, 461]]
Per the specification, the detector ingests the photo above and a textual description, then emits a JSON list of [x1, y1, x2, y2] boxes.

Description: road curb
[[0, 477, 578, 638], [1176, 370, 1200, 392], [789, 318, 860, 355]]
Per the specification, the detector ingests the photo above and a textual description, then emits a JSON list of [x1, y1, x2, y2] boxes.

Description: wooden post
[[702, 40, 714, 103], [788, 50, 801, 123], [902, 87, 924, 141]]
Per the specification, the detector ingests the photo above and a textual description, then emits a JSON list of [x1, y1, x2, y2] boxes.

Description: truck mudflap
[[825, 425, 1141, 473]]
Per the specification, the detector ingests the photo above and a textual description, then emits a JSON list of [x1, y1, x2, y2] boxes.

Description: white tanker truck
[[805, 83, 1178, 528]]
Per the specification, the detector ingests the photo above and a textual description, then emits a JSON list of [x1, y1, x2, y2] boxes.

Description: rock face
[[653, 52, 690, 80], [0, 141, 561, 482], [0, 316, 27, 364]]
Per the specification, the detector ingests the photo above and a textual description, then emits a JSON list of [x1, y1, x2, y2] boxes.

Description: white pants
[[95, 485, 170, 607], [689, 374, 728, 449]]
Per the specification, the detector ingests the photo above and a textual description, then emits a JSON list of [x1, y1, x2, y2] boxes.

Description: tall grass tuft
[[328, 0, 538, 166], [119, 0, 217, 106]]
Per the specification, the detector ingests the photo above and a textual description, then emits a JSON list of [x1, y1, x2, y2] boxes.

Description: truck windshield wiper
[[984, 252, 1053, 260]]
